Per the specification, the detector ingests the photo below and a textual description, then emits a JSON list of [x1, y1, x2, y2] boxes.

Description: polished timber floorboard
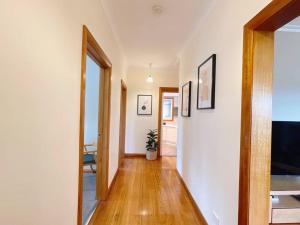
[[89, 157, 204, 225]]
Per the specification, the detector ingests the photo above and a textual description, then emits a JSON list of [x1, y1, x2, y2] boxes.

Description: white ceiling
[[101, 0, 213, 68], [278, 16, 300, 32], [288, 16, 300, 26]]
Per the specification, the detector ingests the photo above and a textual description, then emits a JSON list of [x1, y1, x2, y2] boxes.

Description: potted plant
[[146, 129, 158, 160]]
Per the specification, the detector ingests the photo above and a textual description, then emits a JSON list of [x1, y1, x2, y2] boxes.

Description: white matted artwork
[[181, 81, 192, 117], [197, 54, 216, 109], [137, 95, 152, 115]]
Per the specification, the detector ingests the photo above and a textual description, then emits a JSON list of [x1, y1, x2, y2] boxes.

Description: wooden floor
[[89, 157, 205, 225], [161, 142, 177, 157]]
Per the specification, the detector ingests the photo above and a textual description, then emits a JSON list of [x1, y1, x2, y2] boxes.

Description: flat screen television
[[271, 121, 300, 175]]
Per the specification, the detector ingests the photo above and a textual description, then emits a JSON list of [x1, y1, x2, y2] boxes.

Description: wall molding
[[124, 153, 146, 158], [107, 168, 119, 196], [175, 170, 208, 225]]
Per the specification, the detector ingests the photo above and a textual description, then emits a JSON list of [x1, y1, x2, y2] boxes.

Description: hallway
[[3, 1, 296, 225], [89, 157, 205, 225]]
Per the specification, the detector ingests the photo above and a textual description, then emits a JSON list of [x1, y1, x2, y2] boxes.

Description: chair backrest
[[84, 139, 98, 152]]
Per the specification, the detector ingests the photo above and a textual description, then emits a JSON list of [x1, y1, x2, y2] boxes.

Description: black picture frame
[[137, 95, 152, 115], [197, 54, 216, 110], [181, 81, 192, 117]]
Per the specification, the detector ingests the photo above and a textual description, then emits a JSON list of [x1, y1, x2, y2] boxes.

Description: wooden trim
[[124, 153, 146, 158], [250, 30, 274, 225], [86, 28, 112, 69], [98, 67, 112, 200], [121, 79, 127, 89], [118, 79, 127, 167], [95, 67, 105, 200], [107, 169, 119, 197], [238, 1, 300, 225], [175, 170, 208, 225], [245, 0, 300, 31], [238, 27, 254, 225], [157, 87, 179, 157], [78, 25, 112, 225], [78, 26, 88, 225]]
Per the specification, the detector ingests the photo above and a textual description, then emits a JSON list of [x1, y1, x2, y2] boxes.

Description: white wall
[[84, 56, 100, 145], [177, 1, 271, 225], [273, 31, 300, 121], [125, 66, 179, 154], [0, 1, 125, 225]]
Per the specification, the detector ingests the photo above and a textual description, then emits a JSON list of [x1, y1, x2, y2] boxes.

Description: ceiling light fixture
[[147, 63, 154, 83]]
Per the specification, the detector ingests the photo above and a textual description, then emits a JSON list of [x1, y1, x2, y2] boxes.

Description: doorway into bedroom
[[158, 87, 179, 158], [238, 2, 300, 225], [78, 26, 112, 225], [81, 55, 102, 225]]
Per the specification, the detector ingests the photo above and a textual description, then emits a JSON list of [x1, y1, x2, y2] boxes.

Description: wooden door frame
[[157, 87, 179, 157], [118, 79, 127, 167], [78, 25, 112, 225], [238, 1, 300, 224]]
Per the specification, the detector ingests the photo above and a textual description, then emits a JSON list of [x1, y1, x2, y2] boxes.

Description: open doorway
[[78, 26, 112, 225], [158, 87, 179, 159], [268, 16, 300, 224], [161, 93, 179, 156], [81, 55, 102, 224], [238, 1, 300, 225]]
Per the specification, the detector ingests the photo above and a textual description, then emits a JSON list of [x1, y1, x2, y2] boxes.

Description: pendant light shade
[[147, 63, 154, 83], [147, 76, 153, 83]]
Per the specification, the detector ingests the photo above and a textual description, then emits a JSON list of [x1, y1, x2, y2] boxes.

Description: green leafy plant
[[146, 129, 158, 151]]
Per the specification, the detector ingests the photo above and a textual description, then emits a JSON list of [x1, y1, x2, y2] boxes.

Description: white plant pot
[[146, 150, 157, 160]]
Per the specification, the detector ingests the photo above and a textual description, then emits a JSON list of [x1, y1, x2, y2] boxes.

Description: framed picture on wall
[[197, 54, 216, 109], [181, 81, 192, 117], [162, 98, 174, 121], [137, 95, 152, 115]]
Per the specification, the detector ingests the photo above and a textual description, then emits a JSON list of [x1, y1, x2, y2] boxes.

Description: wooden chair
[[83, 142, 97, 173]]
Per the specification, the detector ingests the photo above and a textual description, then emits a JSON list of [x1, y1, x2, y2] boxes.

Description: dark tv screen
[[271, 121, 300, 175]]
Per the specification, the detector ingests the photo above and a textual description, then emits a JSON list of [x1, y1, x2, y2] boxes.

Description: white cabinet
[[162, 125, 177, 144], [271, 196, 300, 223]]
